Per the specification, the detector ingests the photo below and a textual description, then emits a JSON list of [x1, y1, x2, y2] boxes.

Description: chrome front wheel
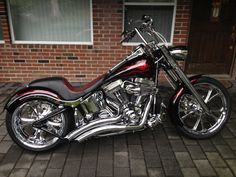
[[6, 99, 69, 151], [173, 77, 231, 139]]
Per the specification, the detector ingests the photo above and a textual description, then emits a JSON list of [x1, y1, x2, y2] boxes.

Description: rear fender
[[4, 86, 62, 112]]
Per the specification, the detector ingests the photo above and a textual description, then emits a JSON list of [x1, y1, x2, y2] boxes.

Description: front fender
[[4, 86, 61, 112]]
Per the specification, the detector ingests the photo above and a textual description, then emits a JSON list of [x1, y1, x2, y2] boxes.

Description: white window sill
[[12, 41, 93, 45]]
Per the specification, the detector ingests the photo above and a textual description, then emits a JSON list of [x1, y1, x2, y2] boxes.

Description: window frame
[[122, 0, 177, 46], [7, 0, 93, 45]]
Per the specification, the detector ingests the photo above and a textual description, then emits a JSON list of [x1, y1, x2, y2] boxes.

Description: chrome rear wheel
[[6, 99, 68, 151]]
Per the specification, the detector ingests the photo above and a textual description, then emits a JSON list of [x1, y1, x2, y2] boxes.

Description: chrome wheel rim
[[12, 100, 65, 149], [178, 83, 227, 135]]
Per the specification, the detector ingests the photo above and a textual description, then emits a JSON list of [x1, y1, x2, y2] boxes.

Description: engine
[[74, 78, 155, 126]]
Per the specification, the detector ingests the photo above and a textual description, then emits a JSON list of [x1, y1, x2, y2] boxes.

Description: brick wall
[[0, 0, 191, 83]]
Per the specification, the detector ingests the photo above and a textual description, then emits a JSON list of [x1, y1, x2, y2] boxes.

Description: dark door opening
[[186, 0, 236, 74]]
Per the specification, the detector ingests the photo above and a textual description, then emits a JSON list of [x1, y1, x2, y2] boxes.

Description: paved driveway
[[0, 82, 236, 177]]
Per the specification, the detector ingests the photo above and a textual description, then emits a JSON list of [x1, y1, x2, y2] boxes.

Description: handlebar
[[120, 15, 154, 43], [120, 15, 168, 46]]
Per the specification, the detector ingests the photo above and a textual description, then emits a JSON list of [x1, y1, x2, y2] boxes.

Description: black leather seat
[[29, 75, 105, 101]]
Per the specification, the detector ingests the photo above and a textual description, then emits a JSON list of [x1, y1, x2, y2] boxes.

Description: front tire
[[171, 77, 231, 139], [6, 99, 69, 152]]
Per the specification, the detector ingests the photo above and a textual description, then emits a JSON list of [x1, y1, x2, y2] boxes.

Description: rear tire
[[6, 99, 70, 152], [171, 76, 231, 139]]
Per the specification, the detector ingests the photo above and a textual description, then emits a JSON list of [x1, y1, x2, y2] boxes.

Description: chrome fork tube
[[159, 45, 210, 113]]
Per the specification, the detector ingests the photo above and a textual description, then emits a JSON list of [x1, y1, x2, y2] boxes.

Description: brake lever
[[120, 30, 136, 43]]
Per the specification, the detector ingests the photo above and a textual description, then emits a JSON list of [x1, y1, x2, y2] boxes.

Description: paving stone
[[0, 112, 6, 121], [0, 141, 12, 153], [3, 134, 11, 141], [153, 127, 166, 137], [67, 143, 83, 161], [130, 158, 147, 176], [141, 139, 157, 152], [114, 167, 130, 177], [221, 127, 234, 138], [165, 127, 180, 139], [15, 152, 35, 168], [0, 124, 7, 136], [82, 141, 98, 159], [170, 139, 187, 152], [216, 145, 235, 158], [128, 145, 144, 159], [27, 160, 48, 177], [98, 143, 113, 160], [175, 152, 194, 167], [48, 153, 67, 169], [154, 132, 170, 146], [227, 122, 236, 133], [80, 156, 97, 169], [54, 143, 69, 153], [226, 139, 236, 151], [157, 145, 175, 160], [0, 153, 4, 163], [215, 168, 234, 177], [194, 160, 216, 176], [187, 145, 206, 159], [127, 133, 141, 145], [99, 136, 113, 145], [44, 169, 62, 177], [9, 169, 28, 177], [226, 159, 236, 176], [61, 159, 80, 177], [140, 129, 154, 140], [144, 151, 162, 168], [0, 135, 4, 142], [147, 168, 164, 177], [96, 159, 113, 177], [162, 159, 182, 177], [35, 152, 51, 161], [84, 140, 99, 154], [79, 168, 96, 177], [114, 152, 129, 168], [206, 152, 227, 167], [0, 145, 22, 177], [182, 137, 198, 145], [114, 135, 128, 152], [211, 134, 226, 145], [181, 168, 200, 177], [198, 139, 216, 151]]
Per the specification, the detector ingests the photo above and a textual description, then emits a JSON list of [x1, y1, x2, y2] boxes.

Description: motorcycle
[[4, 16, 231, 152]]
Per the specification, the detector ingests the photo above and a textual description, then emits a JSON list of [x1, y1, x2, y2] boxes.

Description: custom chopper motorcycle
[[4, 16, 231, 151]]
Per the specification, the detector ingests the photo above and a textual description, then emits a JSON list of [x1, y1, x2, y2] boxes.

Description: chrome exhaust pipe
[[65, 115, 122, 140], [74, 95, 153, 142]]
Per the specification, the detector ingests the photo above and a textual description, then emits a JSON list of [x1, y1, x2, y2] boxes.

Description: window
[[8, 0, 93, 44], [124, 0, 176, 45]]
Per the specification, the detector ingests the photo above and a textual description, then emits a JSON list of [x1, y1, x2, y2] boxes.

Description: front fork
[[158, 45, 210, 114]]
